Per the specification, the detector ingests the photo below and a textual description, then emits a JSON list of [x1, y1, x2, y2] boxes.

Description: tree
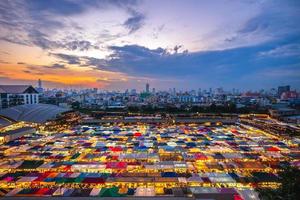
[[256, 166, 300, 200], [71, 101, 80, 109]]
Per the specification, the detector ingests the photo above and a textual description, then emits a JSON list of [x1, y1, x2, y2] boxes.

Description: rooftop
[[0, 104, 71, 123], [0, 85, 38, 94]]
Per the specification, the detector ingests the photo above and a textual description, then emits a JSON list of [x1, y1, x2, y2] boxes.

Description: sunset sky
[[0, 0, 299, 91]]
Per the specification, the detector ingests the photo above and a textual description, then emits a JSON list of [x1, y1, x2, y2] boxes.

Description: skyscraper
[[146, 83, 150, 93], [37, 79, 43, 93], [38, 79, 42, 89]]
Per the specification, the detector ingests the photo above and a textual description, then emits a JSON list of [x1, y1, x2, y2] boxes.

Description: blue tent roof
[[161, 172, 178, 177]]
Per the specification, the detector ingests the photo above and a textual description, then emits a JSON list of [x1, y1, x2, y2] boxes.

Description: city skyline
[[0, 0, 300, 90]]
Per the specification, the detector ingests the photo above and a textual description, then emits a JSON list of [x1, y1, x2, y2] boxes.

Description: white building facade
[[0, 85, 39, 109]]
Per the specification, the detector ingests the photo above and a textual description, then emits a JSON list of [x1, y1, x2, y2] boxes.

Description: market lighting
[[0, 123, 294, 197]]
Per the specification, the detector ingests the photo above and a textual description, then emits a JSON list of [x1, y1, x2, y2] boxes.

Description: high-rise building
[[146, 83, 150, 93], [36, 79, 43, 93], [38, 79, 42, 88], [278, 85, 290, 97]]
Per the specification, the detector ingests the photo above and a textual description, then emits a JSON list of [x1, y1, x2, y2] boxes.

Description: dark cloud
[[173, 45, 182, 53], [49, 52, 108, 69], [0, 0, 137, 50], [17, 62, 26, 65], [23, 63, 66, 75], [0, 35, 31, 46], [50, 53, 81, 65], [109, 45, 167, 58], [92, 36, 299, 89], [23, 69, 44, 76], [45, 63, 66, 69], [26, 30, 98, 51], [27, 30, 58, 50], [63, 40, 98, 51], [227, 1, 300, 45], [123, 10, 145, 34]]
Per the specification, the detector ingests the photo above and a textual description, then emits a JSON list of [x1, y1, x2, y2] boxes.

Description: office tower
[[38, 79, 42, 88], [146, 83, 150, 93]]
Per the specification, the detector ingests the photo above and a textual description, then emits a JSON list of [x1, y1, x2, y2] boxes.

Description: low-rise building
[[0, 85, 39, 109]]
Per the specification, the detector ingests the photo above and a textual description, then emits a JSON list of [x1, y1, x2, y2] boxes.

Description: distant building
[[36, 79, 43, 93], [280, 91, 299, 100], [278, 85, 290, 97], [0, 85, 39, 109], [130, 89, 137, 95], [38, 79, 42, 88], [152, 88, 156, 94], [269, 108, 298, 118], [146, 83, 150, 93], [242, 92, 260, 98]]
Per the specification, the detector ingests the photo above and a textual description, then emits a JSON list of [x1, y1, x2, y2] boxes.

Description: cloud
[[1, 0, 300, 90], [50, 53, 81, 65], [23, 70, 44, 76], [49, 52, 108, 69], [258, 44, 300, 57], [0, 0, 139, 50], [173, 45, 183, 53], [0, 59, 10, 64], [23, 63, 67, 75], [46, 63, 66, 69], [123, 10, 145, 34], [94, 37, 300, 89], [63, 40, 97, 51], [221, 1, 300, 50], [45, 34, 300, 89], [27, 30, 58, 50], [0, 35, 31, 46]]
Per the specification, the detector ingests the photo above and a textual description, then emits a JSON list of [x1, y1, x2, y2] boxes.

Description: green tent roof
[[99, 187, 124, 197]]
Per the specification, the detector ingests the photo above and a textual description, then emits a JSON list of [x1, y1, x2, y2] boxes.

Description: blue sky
[[0, 0, 299, 90]]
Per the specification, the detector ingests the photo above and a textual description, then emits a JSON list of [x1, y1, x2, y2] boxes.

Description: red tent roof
[[231, 129, 238, 133], [267, 146, 280, 152], [35, 188, 49, 195], [195, 153, 208, 160], [109, 146, 123, 152], [134, 132, 142, 137], [106, 162, 127, 169], [234, 194, 244, 200]]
